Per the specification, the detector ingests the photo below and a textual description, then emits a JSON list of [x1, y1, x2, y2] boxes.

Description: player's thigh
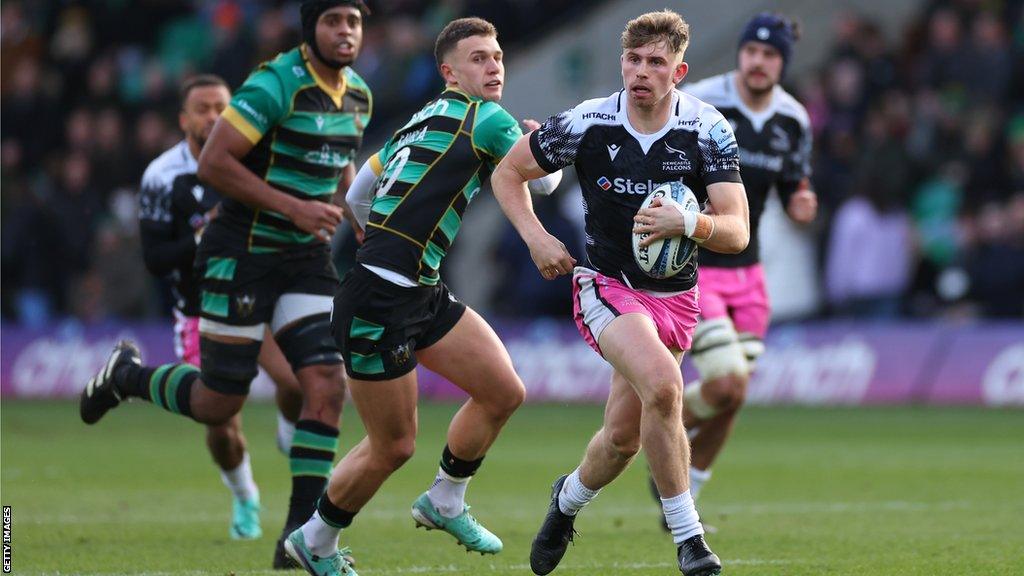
[[598, 313, 683, 401], [416, 306, 523, 404], [347, 372, 419, 452]]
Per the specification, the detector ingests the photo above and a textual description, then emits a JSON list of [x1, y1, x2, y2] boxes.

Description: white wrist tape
[[671, 202, 713, 244], [672, 202, 699, 238]]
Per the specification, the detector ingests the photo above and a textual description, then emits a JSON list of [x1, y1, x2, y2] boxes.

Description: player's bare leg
[[286, 371, 417, 572], [412, 308, 525, 553], [532, 313, 719, 575], [206, 414, 262, 539], [685, 373, 747, 472]]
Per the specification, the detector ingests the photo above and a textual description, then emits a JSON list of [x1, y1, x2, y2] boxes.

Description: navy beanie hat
[[738, 13, 796, 75]]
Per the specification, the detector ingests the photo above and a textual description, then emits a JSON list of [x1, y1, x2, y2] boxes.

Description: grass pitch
[[2, 401, 1022, 575]]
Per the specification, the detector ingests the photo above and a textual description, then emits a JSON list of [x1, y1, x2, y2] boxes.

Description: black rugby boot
[[529, 475, 578, 575], [80, 340, 140, 424], [677, 533, 722, 575]]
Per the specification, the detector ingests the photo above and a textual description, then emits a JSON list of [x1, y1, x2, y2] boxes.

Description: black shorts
[[195, 241, 340, 328], [333, 265, 466, 381]]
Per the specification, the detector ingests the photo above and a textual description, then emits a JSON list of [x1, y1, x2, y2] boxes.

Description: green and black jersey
[[357, 89, 522, 285], [216, 45, 371, 253]]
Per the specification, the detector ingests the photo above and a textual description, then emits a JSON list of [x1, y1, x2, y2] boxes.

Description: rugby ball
[[632, 181, 700, 279]]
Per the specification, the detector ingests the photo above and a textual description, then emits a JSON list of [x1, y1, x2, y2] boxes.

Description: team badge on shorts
[[235, 294, 256, 318], [389, 343, 411, 365]]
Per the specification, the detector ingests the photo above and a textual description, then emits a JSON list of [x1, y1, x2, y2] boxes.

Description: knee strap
[[200, 337, 261, 395], [691, 317, 749, 381], [276, 312, 343, 371]]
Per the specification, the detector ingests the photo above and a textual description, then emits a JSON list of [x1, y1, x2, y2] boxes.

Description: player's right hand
[[289, 200, 343, 243], [528, 232, 576, 280]]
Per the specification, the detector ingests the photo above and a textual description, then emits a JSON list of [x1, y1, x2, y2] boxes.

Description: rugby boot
[[411, 492, 503, 554], [274, 531, 300, 569], [229, 496, 263, 540], [284, 528, 357, 576], [80, 340, 140, 424], [677, 533, 722, 576], [529, 475, 578, 575]]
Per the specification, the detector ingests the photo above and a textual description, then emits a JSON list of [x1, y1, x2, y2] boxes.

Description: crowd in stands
[[810, 0, 1024, 319], [1, 0, 1021, 327], [0, 0, 587, 326]]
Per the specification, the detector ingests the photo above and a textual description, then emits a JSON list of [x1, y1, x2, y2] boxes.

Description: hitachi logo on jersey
[[582, 112, 616, 121], [610, 177, 666, 195]]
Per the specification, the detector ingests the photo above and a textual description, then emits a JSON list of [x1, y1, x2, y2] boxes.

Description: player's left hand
[[522, 119, 541, 132], [634, 197, 685, 247], [787, 189, 818, 224]]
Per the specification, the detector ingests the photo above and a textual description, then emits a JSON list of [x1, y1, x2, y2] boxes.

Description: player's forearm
[[700, 213, 749, 254], [492, 164, 549, 244], [197, 149, 299, 218]]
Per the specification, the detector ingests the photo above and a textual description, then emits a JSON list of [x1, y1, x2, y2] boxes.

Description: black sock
[[285, 420, 339, 529], [316, 493, 356, 529], [440, 444, 484, 479]]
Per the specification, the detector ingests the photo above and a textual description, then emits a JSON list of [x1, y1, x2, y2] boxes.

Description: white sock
[[662, 490, 703, 545], [689, 467, 712, 500], [557, 468, 600, 516], [301, 511, 340, 557], [220, 452, 259, 502], [427, 468, 470, 518], [276, 412, 296, 455]]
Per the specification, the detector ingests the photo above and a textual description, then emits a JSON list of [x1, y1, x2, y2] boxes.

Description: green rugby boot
[[229, 496, 262, 540], [284, 528, 357, 576], [410, 492, 503, 554]]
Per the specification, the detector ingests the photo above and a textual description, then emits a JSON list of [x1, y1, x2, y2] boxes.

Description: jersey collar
[[301, 44, 347, 108], [727, 71, 779, 132], [617, 89, 681, 155], [441, 87, 481, 103]]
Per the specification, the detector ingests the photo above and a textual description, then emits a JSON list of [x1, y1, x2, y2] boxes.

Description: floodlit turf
[[2, 400, 1022, 575]]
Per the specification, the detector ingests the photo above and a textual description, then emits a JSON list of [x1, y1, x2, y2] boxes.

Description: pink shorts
[[173, 310, 202, 367], [696, 264, 771, 338], [572, 267, 700, 356]]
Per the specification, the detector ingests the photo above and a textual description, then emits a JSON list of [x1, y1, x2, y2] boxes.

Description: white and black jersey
[[530, 89, 741, 292], [138, 140, 221, 316], [684, 72, 812, 268]]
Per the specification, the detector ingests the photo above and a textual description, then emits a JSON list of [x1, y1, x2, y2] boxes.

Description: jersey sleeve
[[473, 103, 522, 166], [138, 171, 173, 225], [698, 106, 742, 185], [221, 68, 287, 145], [778, 122, 813, 200], [137, 172, 194, 276], [529, 107, 585, 173]]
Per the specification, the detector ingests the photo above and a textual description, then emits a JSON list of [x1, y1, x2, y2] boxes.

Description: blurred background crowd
[[2, 0, 1022, 328]]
